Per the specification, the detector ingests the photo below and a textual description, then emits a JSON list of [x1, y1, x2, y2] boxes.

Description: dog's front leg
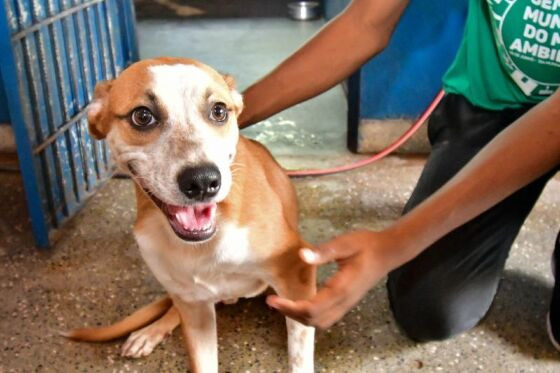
[[285, 317, 315, 373], [272, 262, 316, 373], [171, 297, 218, 373]]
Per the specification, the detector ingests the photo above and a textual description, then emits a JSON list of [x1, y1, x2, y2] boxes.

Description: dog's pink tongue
[[168, 204, 215, 231]]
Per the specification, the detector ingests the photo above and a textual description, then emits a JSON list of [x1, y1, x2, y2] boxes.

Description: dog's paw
[[121, 325, 169, 358]]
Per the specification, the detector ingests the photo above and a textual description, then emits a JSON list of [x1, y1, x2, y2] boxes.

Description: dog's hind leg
[[121, 305, 180, 358], [63, 296, 172, 342]]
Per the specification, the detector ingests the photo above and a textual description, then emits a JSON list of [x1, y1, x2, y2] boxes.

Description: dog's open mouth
[[164, 203, 217, 242], [146, 191, 217, 242]]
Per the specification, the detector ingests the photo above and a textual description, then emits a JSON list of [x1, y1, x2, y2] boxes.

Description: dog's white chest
[[135, 218, 264, 303]]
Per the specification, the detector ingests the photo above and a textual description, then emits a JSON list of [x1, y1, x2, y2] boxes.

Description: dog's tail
[[60, 296, 173, 342]]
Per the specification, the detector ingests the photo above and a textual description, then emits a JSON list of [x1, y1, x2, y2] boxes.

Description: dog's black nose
[[177, 164, 221, 201]]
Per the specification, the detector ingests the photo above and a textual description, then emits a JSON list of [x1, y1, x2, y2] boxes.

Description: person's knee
[[388, 278, 494, 342], [390, 297, 477, 342]]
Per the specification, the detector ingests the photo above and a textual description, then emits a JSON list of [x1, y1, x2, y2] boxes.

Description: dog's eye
[[210, 102, 228, 123], [131, 107, 157, 128]]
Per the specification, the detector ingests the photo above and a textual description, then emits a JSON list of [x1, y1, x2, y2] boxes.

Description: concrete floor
[[1, 18, 560, 372]]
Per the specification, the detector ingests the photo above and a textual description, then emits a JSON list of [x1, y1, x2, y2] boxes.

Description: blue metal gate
[[0, 0, 138, 248]]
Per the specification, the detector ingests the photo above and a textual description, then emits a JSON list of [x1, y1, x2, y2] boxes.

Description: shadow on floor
[[483, 269, 558, 361], [0, 172, 33, 255]]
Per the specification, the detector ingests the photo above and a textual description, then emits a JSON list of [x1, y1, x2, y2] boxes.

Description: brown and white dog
[[64, 57, 316, 372]]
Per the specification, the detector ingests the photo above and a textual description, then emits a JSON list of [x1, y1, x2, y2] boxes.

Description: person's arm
[[267, 90, 560, 329], [238, 0, 409, 127]]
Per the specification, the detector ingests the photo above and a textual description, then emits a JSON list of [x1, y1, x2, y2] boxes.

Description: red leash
[[286, 90, 445, 177]]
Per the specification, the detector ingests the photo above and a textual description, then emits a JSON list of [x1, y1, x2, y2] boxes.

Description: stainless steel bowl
[[288, 1, 321, 21]]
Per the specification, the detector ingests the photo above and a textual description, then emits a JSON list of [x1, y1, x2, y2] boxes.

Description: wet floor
[[1, 17, 559, 373]]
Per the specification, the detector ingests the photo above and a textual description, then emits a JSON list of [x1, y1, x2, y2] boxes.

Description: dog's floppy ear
[[222, 74, 244, 116], [87, 80, 113, 139]]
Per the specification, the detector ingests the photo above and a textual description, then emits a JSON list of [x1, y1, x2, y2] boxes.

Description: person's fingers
[[312, 304, 346, 330], [299, 246, 338, 265], [272, 231, 379, 327], [266, 277, 346, 326], [308, 230, 373, 264], [266, 296, 318, 326], [299, 235, 356, 265], [311, 274, 363, 328], [267, 262, 357, 327], [267, 280, 367, 330], [310, 255, 380, 329], [266, 284, 341, 324], [304, 283, 363, 329], [311, 280, 371, 329]]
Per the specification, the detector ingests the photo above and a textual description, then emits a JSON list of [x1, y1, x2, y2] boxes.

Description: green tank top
[[443, 0, 560, 110]]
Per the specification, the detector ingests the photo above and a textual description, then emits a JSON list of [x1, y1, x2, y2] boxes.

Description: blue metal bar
[[67, 124, 87, 202], [83, 3, 106, 178], [105, 0, 124, 74], [11, 41, 52, 216], [95, 3, 114, 172], [34, 1, 76, 218], [5, 0, 20, 33], [48, 1, 83, 203], [14, 0, 33, 29], [60, 2, 86, 111], [60, 3, 90, 198], [84, 5, 103, 84], [94, 2, 114, 79], [21, 36, 65, 221], [118, 0, 138, 63], [11, 0, 103, 41], [30, 0, 47, 22], [78, 117, 99, 190], [1, 0, 138, 247], [49, 15, 76, 119], [0, 3, 50, 248], [11, 42, 37, 140], [72, 10, 92, 101], [33, 109, 86, 154], [21, 37, 48, 141], [54, 134, 77, 217]]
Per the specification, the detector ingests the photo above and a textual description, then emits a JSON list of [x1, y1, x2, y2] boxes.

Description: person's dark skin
[[238, 0, 560, 329], [238, 0, 409, 128]]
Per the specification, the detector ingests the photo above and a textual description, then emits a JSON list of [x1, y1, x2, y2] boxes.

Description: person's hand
[[266, 229, 400, 329]]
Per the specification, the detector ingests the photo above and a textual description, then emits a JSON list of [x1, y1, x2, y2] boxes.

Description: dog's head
[[88, 57, 243, 243]]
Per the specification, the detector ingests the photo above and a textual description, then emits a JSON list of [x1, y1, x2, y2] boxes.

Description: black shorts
[[386, 93, 558, 342]]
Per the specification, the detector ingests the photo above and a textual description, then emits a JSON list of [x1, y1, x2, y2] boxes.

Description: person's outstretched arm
[[267, 90, 560, 329], [238, 0, 409, 127]]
